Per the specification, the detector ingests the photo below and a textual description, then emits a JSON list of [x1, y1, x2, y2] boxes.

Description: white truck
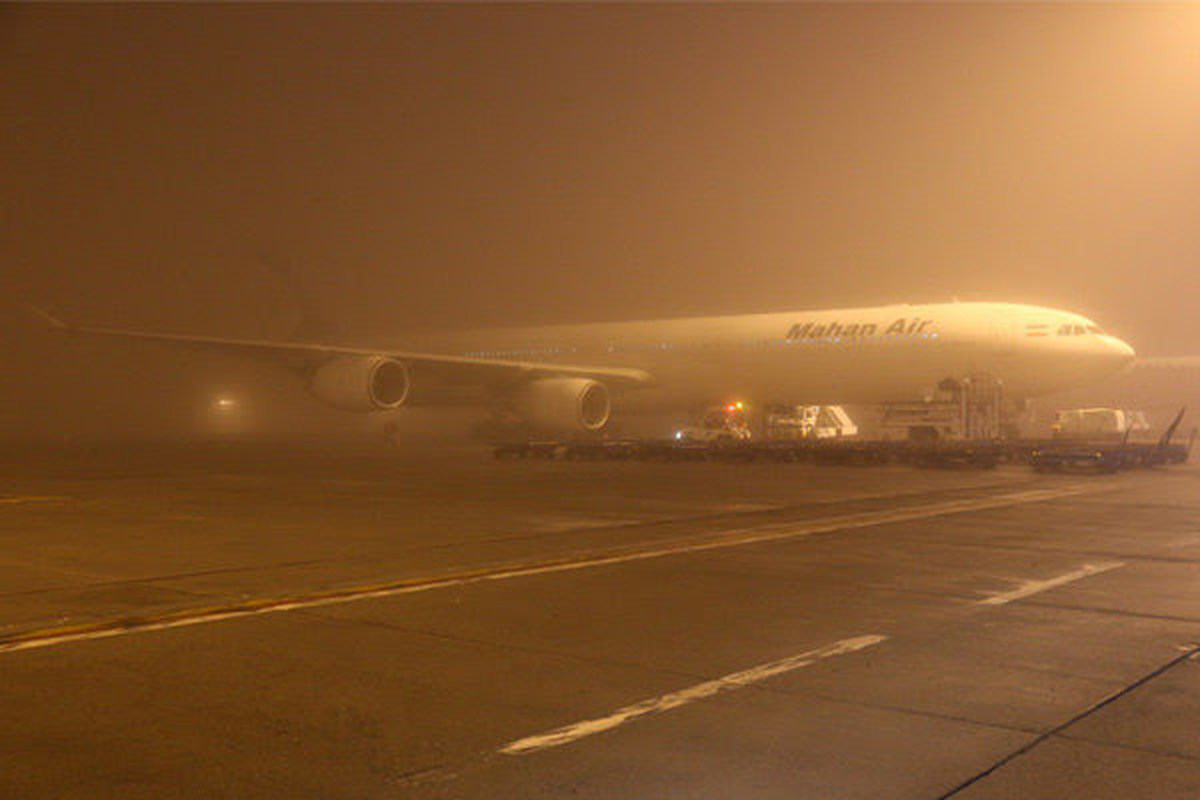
[[1051, 408, 1149, 439]]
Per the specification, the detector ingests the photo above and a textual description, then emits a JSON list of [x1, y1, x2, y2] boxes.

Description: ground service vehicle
[[1051, 408, 1149, 439]]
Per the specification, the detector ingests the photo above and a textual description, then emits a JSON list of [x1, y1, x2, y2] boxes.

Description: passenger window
[[1074, 325, 1085, 336], [1058, 325, 1071, 336]]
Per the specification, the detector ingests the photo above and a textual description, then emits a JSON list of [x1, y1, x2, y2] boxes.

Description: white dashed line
[[500, 635, 887, 755], [977, 562, 1125, 606]]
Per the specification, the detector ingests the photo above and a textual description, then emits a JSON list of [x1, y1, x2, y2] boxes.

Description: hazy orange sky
[[3, 3, 1199, 434]]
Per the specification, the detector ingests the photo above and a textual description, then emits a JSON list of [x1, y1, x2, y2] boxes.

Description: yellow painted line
[[0, 495, 68, 505], [0, 485, 1091, 656]]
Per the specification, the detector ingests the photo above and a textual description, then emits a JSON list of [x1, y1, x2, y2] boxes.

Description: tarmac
[[1, 441, 1198, 798]]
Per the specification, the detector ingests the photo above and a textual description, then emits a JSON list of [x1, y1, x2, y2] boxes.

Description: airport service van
[[1051, 408, 1149, 439]]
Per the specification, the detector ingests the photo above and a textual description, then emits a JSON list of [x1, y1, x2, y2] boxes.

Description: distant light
[[215, 397, 236, 410]]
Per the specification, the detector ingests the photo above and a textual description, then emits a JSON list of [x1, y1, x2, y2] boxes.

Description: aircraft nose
[[1103, 335, 1136, 366]]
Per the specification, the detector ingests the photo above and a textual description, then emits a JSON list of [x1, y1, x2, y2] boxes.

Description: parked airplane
[[30, 302, 1135, 433]]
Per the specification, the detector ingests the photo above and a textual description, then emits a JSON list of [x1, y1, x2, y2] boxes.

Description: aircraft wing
[[27, 306, 654, 388]]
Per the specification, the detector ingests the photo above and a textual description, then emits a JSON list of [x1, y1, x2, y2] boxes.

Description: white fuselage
[[402, 302, 1135, 410]]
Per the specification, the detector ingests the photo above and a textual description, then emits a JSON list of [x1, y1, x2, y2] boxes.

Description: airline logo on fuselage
[[786, 317, 934, 340]]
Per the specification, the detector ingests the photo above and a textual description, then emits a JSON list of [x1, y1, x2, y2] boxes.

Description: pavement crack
[[1017, 600, 1200, 624], [292, 606, 716, 685], [912, 537, 1200, 565], [0, 556, 359, 599], [936, 641, 1200, 798], [1052, 732, 1200, 765]]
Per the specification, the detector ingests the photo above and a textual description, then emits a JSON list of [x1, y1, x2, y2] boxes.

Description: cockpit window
[[1057, 323, 1097, 336]]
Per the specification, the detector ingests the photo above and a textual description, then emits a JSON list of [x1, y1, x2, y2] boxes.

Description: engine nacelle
[[308, 356, 410, 411], [512, 377, 611, 433]]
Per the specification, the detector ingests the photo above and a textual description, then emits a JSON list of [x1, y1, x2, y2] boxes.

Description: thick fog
[[3, 4, 1199, 440]]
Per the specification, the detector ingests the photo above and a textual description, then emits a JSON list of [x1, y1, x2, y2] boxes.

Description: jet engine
[[308, 356, 410, 411], [512, 377, 611, 433]]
